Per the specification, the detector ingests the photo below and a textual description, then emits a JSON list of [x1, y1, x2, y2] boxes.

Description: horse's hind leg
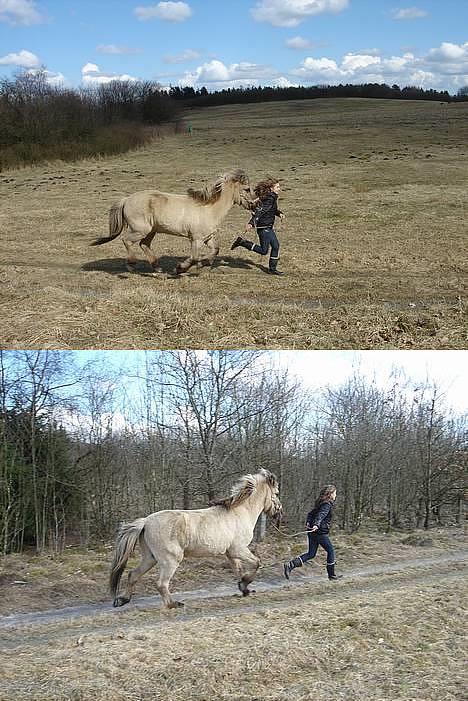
[[156, 551, 184, 608], [113, 540, 156, 607], [122, 223, 152, 272], [123, 238, 139, 273], [139, 232, 163, 274]]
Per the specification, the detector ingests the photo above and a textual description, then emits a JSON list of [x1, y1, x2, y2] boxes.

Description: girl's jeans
[[251, 227, 280, 270], [300, 533, 336, 565]]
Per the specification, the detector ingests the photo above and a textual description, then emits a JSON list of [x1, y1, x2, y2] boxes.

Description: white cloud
[[177, 41, 468, 93], [407, 69, 436, 87], [134, 1, 192, 22], [425, 42, 468, 81], [0, 48, 40, 67], [251, 0, 348, 27], [392, 7, 428, 20], [180, 59, 279, 89], [27, 67, 66, 85], [163, 48, 200, 64], [286, 36, 312, 50], [0, 0, 43, 25], [96, 44, 142, 55], [82, 62, 100, 74], [273, 75, 299, 87], [427, 41, 468, 64], [294, 55, 340, 80], [341, 53, 380, 71], [81, 62, 138, 85], [290, 43, 468, 90]]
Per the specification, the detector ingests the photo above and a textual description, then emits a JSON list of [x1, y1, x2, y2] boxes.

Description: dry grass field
[[0, 529, 466, 700], [0, 98, 467, 349]]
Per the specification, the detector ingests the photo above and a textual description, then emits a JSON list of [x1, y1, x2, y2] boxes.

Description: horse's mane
[[211, 469, 278, 510], [187, 169, 248, 204]]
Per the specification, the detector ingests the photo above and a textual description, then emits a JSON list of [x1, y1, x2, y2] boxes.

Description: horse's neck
[[238, 489, 266, 527], [211, 186, 235, 222]]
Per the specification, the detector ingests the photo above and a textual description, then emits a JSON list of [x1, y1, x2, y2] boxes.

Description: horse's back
[[122, 190, 195, 234], [124, 189, 169, 214], [144, 507, 238, 557]]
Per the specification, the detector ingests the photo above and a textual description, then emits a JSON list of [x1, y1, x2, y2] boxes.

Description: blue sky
[[71, 350, 468, 416], [0, 1, 466, 92]]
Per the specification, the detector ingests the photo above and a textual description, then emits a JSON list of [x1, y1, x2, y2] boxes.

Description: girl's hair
[[254, 177, 279, 201], [315, 484, 337, 507]]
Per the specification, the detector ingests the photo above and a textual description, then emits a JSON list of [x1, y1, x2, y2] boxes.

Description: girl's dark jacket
[[249, 192, 282, 229], [306, 501, 334, 534]]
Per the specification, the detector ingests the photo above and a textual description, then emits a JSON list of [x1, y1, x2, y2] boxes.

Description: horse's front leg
[[228, 546, 260, 597], [203, 234, 220, 266], [175, 238, 198, 275], [175, 237, 214, 275]]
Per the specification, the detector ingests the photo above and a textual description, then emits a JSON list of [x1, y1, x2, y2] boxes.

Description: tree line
[[170, 82, 462, 107], [0, 71, 181, 171], [0, 351, 465, 555]]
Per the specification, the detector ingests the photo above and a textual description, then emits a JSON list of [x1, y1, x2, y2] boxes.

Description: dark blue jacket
[[306, 501, 333, 534], [249, 192, 282, 229]]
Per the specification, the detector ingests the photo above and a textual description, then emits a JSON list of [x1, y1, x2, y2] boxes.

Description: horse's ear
[[259, 468, 278, 487]]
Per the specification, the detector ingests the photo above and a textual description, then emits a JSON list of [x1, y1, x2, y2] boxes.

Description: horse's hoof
[[238, 581, 250, 597], [168, 601, 184, 609], [113, 596, 130, 608]]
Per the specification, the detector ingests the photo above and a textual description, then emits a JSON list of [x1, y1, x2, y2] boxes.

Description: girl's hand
[[310, 525, 318, 532]]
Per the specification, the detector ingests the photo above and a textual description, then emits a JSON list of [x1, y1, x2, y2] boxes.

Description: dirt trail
[[1, 552, 465, 641]]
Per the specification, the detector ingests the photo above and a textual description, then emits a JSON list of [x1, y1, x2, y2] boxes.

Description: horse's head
[[259, 468, 283, 520], [227, 169, 256, 210]]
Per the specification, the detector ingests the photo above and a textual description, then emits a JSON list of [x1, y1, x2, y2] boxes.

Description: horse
[[109, 468, 282, 609], [91, 168, 255, 275]]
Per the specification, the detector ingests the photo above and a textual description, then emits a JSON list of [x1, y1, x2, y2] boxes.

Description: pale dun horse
[[91, 169, 255, 275], [110, 469, 282, 609]]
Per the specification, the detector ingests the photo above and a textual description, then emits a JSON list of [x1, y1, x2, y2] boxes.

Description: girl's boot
[[283, 556, 303, 580], [268, 256, 284, 276], [231, 236, 255, 250], [326, 563, 342, 580]]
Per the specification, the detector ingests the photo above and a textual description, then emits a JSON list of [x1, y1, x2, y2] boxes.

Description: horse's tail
[[90, 198, 126, 246], [109, 517, 146, 597]]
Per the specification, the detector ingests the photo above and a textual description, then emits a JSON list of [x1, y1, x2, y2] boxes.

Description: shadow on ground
[[82, 255, 260, 276]]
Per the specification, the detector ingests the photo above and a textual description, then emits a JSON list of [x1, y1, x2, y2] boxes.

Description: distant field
[[0, 98, 466, 349]]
